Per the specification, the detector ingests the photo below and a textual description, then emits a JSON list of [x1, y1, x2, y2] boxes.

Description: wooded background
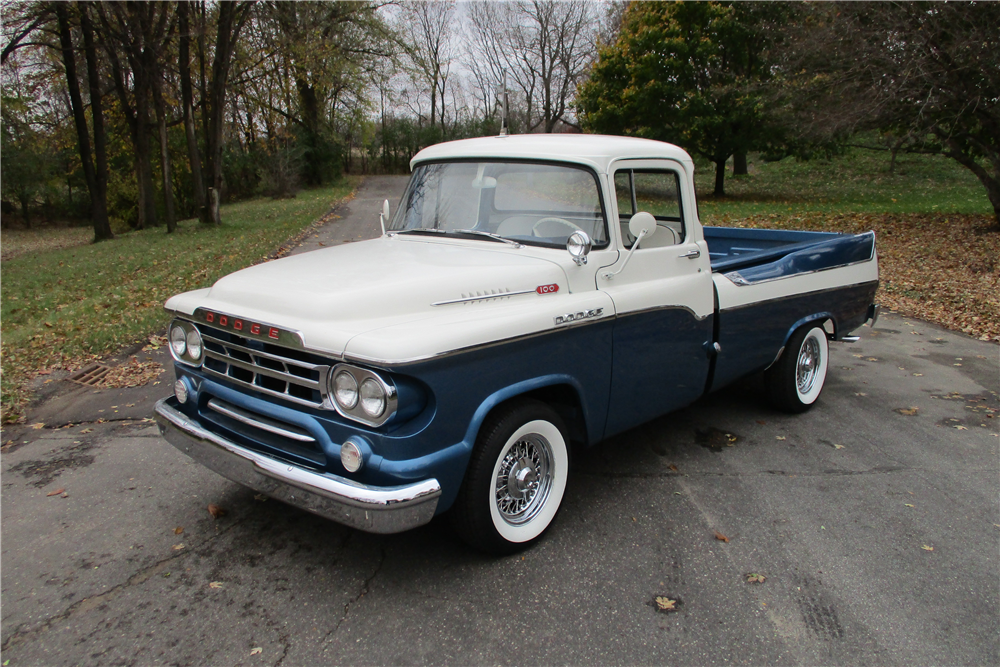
[[2, 0, 997, 241]]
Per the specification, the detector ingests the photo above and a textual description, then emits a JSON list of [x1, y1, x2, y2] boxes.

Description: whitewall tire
[[451, 400, 569, 554], [766, 325, 830, 413]]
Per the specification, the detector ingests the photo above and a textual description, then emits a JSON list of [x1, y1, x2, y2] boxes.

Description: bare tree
[[399, 1, 456, 131], [465, 0, 599, 133]]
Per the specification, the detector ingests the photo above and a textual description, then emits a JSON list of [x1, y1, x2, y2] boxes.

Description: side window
[[614, 168, 685, 247], [634, 171, 681, 221]]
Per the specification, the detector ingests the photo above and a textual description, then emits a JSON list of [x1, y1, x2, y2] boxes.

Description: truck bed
[[705, 226, 875, 283]]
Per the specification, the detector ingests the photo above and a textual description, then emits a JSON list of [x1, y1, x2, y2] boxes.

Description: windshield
[[389, 161, 608, 248]]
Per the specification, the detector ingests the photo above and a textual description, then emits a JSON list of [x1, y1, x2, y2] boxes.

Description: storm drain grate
[[67, 364, 112, 387]]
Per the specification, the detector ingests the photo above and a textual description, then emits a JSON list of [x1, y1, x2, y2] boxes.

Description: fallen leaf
[[250, 647, 263, 656], [921, 545, 934, 551], [714, 531, 729, 543], [654, 596, 677, 611], [855, 392, 868, 397], [253, 494, 268, 502], [913, 373, 923, 377], [46, 488, 65, 497], [173, 526, 184, 535], [776, 436, 786, 441], [209, 581, 223, 589], [833, 444, 845, 450], [208, 504, 227, 518], [746, 573, 766, 584], [896, 407, 919, 416], [954, 425, 968, 430], [80, 428, 92, 434], [30, 422, 45, 430], [172, 544, 185, 551], [904, 504, 915, 507], [668, 464, 679, 472], [756, 420, 766, 425]]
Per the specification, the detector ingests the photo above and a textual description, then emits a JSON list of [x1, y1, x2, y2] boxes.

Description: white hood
[[165, 236, 611, 362]]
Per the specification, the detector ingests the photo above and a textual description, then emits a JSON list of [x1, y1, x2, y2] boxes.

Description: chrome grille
[[201, 332, 329, 409]]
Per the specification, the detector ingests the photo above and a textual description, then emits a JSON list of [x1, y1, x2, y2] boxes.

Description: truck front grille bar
[[201, 333, 329, 409]]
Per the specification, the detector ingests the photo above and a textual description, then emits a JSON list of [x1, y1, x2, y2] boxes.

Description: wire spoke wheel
[[451, 400, 569, 554], [796, 335, 822, 396], [494, 435, 552, 525]]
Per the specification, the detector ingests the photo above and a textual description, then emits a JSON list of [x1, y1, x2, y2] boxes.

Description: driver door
[[599, 159, 715, 437]]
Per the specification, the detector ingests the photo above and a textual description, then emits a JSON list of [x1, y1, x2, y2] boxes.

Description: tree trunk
[[714, 159, 726, 197], [179, 1, 206, 221], [198, 0, 212, 223], [733, 151, 748, 176], [80, 3, 113, 242], [153, 76, 176, 233], [205, 2, 251, 223], [133, 80, 157, 229], [56, 5, 102, 237]]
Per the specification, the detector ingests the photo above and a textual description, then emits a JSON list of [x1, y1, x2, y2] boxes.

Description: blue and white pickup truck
[[155, 135, 879, 553]]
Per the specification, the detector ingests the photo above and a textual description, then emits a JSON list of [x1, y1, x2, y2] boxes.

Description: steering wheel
[[531, 217, 583, 237]]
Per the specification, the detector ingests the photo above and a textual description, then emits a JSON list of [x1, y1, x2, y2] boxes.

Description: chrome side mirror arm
[[601, 229, 647, 280]]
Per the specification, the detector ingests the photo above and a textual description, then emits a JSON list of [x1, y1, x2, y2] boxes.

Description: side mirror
[[603, 212, 657, 281], [628, 212, 656, 245], [380, 199, 390, 235]]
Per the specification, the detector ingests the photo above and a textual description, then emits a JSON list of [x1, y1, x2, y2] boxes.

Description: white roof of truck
[[410, 134, 693, 174]]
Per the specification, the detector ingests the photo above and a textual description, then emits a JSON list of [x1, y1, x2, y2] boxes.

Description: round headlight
[[333, 370, 359, 409], [185, 328, 203, 361], [360, 378, 386, 417], [170, 325, 187, 357], [341, 438, 364, 473]]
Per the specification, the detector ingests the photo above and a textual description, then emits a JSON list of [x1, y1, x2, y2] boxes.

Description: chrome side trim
[[431, 288, 536, 306], [722, 257, 875, 287], [155, 398, 441, 534], [207, 398, 316, 443], [344, 312, 615, 367], [719, 280, 880, 313], [614, 303, 713, 322]]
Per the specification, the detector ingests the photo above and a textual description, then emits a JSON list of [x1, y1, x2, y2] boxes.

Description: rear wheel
[[765, 325, 829, 413], [451, 400, 569, 554]]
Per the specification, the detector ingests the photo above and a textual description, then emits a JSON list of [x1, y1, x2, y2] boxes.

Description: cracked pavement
[[2, 176, 998, 665]]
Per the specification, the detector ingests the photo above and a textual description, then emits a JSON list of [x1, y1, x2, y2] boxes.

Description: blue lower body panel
[[711, 281, 878, 391]]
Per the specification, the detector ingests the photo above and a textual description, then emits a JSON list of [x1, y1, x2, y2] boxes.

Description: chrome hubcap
[[495, 436, 552, 525], [796, 336, 821, 395]]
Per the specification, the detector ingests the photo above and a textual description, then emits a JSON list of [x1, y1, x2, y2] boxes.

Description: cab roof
[[410, 134, 693, 174]]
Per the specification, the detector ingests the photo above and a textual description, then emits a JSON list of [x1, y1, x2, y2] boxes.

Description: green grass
[[1, 178, 358, 422], [693, 148, 992, 224]]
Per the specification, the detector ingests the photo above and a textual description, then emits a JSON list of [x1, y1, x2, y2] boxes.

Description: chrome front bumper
[[154, 398, 441, 534]]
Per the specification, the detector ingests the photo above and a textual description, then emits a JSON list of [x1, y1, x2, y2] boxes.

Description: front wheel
[[451, 400, 570, 554], [765, 325, 830, 413]]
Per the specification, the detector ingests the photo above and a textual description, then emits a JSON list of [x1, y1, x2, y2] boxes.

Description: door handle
[[679, 249, 701, 259]]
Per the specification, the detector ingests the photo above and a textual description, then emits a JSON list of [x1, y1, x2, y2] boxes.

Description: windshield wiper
[[393, 228, 523, 248], [394, 228, 448, 237], [451, 229, 523, 248]]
